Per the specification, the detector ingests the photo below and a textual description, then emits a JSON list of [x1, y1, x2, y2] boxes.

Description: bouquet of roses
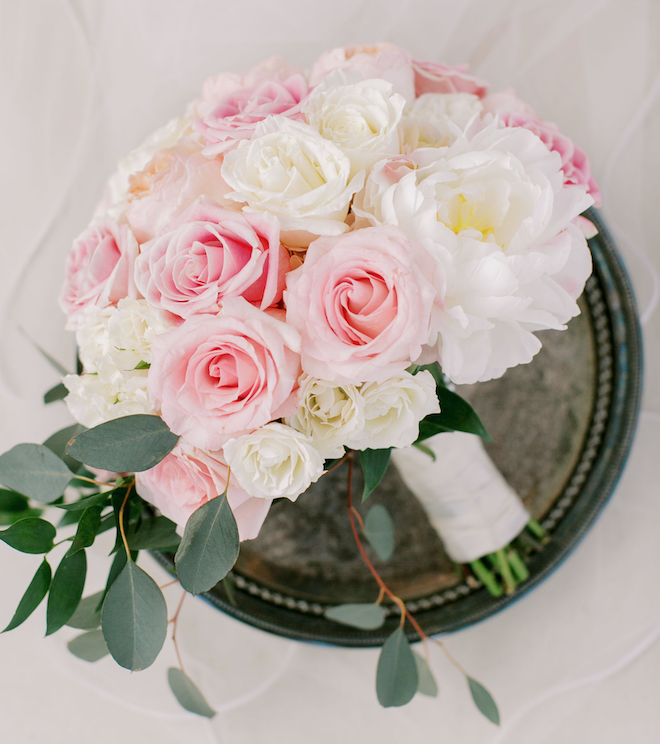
[[0, 43, 599, 722]]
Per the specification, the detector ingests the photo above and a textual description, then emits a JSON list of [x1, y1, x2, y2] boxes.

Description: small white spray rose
[[106, 299, 172, 370], [223, 423, 324, 501], [286, 375, 365, 459], [348, 370, 440, 450]]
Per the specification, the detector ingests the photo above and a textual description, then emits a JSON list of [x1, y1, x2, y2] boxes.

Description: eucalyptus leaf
[[102, 561, 167, 670], [376, 627, 418, 707], [22, 332, 71, 376], [0, 518, 56, 554], [175, 494, 239, 595], [68, 629, 109, 662], [417, 387, 491, 442], [359, 449, 392, 503], [67, 506, 103, 555], [0, 508, 43, 526], [66, 590, 104, 630], [324, 603, 386, 630], [43, 424, 86, 472], [167, 668, 216, 718], [128, 516, 181, 551], [56, 490, 112, 512], [468, 677, 500, 725], [43, 382, 69, 405], [364, 504, 395, 562], [0, 490, 29, 513], [0, 444, 72, 503], [413, 651, 438, 697], [2, 559, 51, 632], [66, 415, 179, 473], [46, 550, 87, 636]]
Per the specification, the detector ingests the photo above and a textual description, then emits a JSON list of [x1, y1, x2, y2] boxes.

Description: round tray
[[153, 208, 643, 646]]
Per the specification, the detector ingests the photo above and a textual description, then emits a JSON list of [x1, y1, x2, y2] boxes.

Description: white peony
[[63, 366, 154, 428], [348, 370, 439, 450], [353, 120, 593, 384], [303, 71, 405, 177], [401, 92, 483, 150], [221, 116, 364, 249], [286, 375, 365, 459], [223, 423, 324, 501]]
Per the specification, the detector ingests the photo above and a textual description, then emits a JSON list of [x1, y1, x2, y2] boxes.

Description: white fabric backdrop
[[1, 1, 659, 741]]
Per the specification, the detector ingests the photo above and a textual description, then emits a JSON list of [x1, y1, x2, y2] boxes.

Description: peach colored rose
[[195, 75, 309, 157], [125, 139, 236, 243], [135, 441, 271, 541], [149, 297, 301, 450], [284, 226, 436, 383], [60, 217, 138, 327], [309, 43, 415, 101], [135, 199, 288, 318], [412, 60, 489, 98]]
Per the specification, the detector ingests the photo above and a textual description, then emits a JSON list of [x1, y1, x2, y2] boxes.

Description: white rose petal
[[223, 423, 324, 501], [304, 71, 405, 177], [401, 92, 483, 151], [221, 116, 365, 249], [286, 375, 365, 459], [349, 370, 440, 450], [106, 299, 172, 370]]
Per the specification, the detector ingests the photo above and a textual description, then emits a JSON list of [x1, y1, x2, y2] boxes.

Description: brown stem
[[118, 487, 132, 562], [159, 578, 180, 590], [170, 590, 187, 673], [324, 454, 350, 476]]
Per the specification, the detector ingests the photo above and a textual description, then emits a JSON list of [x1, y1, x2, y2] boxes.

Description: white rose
[[63, 366, 154, 428], [304, 71, 405, 177], [223, 423, 324, 501], [354, 121, 593, 384], [106, 299, 172, 370], [286, 375, 365, 459], [94, 116, 195, 221], [401, 92, 483, 150], [221, 116, 365, 249], [349, 370, 439, 450], [74, 305, 114, 372]]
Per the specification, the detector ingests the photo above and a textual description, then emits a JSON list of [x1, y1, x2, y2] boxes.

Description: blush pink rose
[[135, 199, 289, 318], [195, 56, 306, 118], [195, 75, 309, 157], [284, 226, 436, 383], [125, 139, 237, 243], [135, 441, 271, 541], [413, 59, 489, 98], [59, 217, 138, 327], [309, 43, 415, 100], [149, 297, 301, 450]]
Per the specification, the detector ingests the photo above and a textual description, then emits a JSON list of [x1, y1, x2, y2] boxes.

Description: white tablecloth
[[1, 1, 659, 741]]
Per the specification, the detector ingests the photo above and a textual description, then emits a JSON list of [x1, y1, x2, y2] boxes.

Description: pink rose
[[149, 297, 301, 450], [195, 56, 306, 118], [195, 75, 309, 157], [284, 226, 436, 383], [135, 200, 289, 318], [413, 60, 489, 98], [135, 441, 271, 541], [125, 139, 236, 243], [310, 43, 415, 100], [59, 217, 138, 327]]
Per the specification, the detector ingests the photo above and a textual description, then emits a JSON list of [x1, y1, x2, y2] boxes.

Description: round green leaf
[[102, 561, 167, 671], [324, 603, 386, 630], [167, 668, 216, 718], [0, 518, 56, 554], [376, 627, 418, 707], [43, 424, 86, 472], [46, 550, 87, 636], [175, 495, 239, 595], [468, 676, 500, 725], [0, 490, 29, 513], [413, 651, 438, 697], [68, 629, 109, 662], [2, 559, 51, 632], [128, 516, 181, 551], [66, 415, 179, 473], [44, 382, 69, 405], [66, 590, 104, 630], [364, 504, 395, 562], [0, 444, 72, 503], [359, 449, 392, 503]]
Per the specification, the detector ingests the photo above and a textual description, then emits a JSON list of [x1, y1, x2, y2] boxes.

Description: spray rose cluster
[[60, 43, 596, 540]]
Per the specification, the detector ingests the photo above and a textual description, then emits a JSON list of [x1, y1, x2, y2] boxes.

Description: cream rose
[[401, 92, 483, 150], [303, 72, 405, 177], [221, 116, 365, 249], [286, 375, 365, 459], [223, 423, 324, 501]]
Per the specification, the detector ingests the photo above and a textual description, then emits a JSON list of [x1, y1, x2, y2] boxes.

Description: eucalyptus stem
[[506, 548, 529, 582], [118, 487, 132, 562], [490, 549, 516, 594], [469, 559, 503, 597]]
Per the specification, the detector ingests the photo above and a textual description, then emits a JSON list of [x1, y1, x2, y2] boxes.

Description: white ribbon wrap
[[391, 431, 530, 563]]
